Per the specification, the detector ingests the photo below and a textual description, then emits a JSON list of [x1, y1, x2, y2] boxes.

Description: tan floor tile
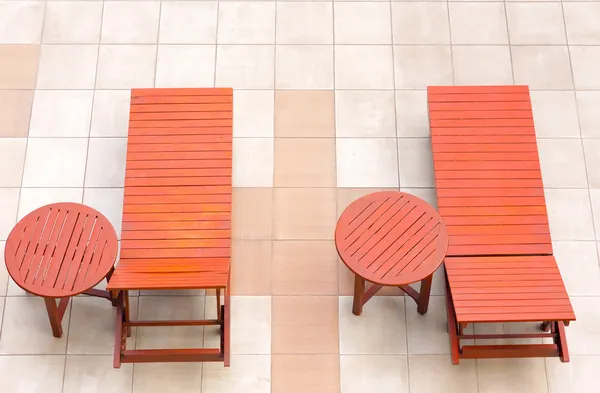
[[409, 355, 478, 393], [0, 138, 26, 187], [67, 296, 137, 355], [273, 188, 336, 240], [203, 355, 271, 393], [339, 296, 407, 355], [274, 138, 336, 187], [338, 260, 404, 297], [136, 296, 205, 350], [0, 242, 7, 295], [204, 296, 271, 355], [0, 296, 4, 327], [0, 187, 19, 241], [0, 45, 39, 89], [272, 240, 338, 295], [546, 355, 600, 393], [477, 358, 549, 393], [232, 188, 273, 240], [0, 90, 33, 137], [274, 90, 335, 138], [340, 355, 409, 393], [0, 355, 65, 393], [0, 296, 71, 354], [231, 240, 272, 295], [272, 295, 339, 354], [63, 355, 133, 393], [336, 188, 397, 218], [272, 354, 340, 393], [134, 363, 202, 393], [406, 296, 454, 354]]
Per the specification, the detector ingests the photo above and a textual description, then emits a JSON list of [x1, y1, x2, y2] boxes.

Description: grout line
[[445, 0, 455, 87], [389, 0, 401, 191], [502, 0, 517, 85]]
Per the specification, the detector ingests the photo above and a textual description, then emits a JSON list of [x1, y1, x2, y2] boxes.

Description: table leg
[[44, 298, 63, 338], [417, 274, 433, 315], [352, 274, 366, 316]]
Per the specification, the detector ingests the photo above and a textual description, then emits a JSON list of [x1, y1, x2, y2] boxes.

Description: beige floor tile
[[101, 1, 160, 44], [0, 242, 7, 295], [272, 240, 338, 295], [272, 295, 338, 354], [452, 46, 514, 85], [204, 295, 271, 354], [395, 90, 429, 138], [336, 138, 399, 187], [216, 45, 275, 89], [554, 241, 600, 296], [273, 188, 336, 240], [409, 355, 478, 393], [511, 46, 573, 90], [275, 45, 334, 89], [274, 138, 335, 187], [406, 296, 452, 354], [392, 2, 450, 44], [477, 358, 549, 393], [401, 187, 438, 209], [336, 188, 397, 218], [272, 354, 339, 393], [0, 296, 4, 326], [232, 188, 273, 240], [203, 355, 271, 393], [43, 1, 103, 44], [546, 189, 595, 241], [449, 3, 508, 44], [546, 355, 600, 393], [530, 91, 580, 138], [68, 296, 136, 354], [577, 91, 600, 138], [339, 296, 407, 354], [63, 355, 133, 393], [338, 259, 405, 297], [135, 296, 205, 350], [566, 297, 600, 354], [159, 1, 218, 44], [340, 355, 409, 393], [0, 138, 26, 187], [155, 45, 215, 88], [23, 138, 88, 187], [506, 3, 566, 44], [335, 45, 394, 89], [0, 45, 39, 89], [398, 138, 434, 188], [233, 90, 274, 138], [0, 90, 33, 137], [18, 188, 83, 220], [277, 2, 333, 44], [393, 46, 453, 89], [0, 296, 71, 354], [90, 90, 131, 137], [29, 90, 93, 137], [583, 139, 600, 189], [217, 2, 275, 44], [0, 355, 65, 393], [591, 190, 600, 241], [232, 138, 274, 187], [335, 3, 391, 44], [563, 3, 600, 45], [473, 322, 541, 346], [36, 44, 98, 89], [134, 362, 202, 393], [274, 90, 334, 138], [335, 90, 396, 138], [96, 45, 157, 89], [0, 1, 44, 44], [231, 240, 272, 295], [0, 188, 20, 240], [85, 138, 127, 187], [571, 46, 600, 90], [538, 139, 588, 188]]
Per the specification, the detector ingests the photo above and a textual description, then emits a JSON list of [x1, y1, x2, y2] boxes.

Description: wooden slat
[[429, 110, 533, 120], [131, 103, 232, 113], [428, 85, 530, 94], [428, 101, 532, 111]]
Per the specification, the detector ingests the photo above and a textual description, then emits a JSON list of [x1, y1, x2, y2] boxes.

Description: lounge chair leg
[[216, 288, 222, 320], [352, 274, 366, 316], [556, 322, 570, 363], [541, 321, 551, 332], [223, 277, 231, 367], [444, 272, 460, 365], [114, 292, 124, 368], [417, 274, 433, 315]]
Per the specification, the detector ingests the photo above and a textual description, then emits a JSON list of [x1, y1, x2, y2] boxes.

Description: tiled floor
[[1, 0, 600, 392]]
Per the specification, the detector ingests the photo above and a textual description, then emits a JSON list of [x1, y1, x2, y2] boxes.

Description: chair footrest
[[127, 319, 221, 327], [122, 348, 223, 363], [461, 344, 559, 359]]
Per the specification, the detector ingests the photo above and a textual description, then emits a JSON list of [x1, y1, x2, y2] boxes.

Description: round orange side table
[[335, 191, 448, 315], [4, 203, 119, 338]]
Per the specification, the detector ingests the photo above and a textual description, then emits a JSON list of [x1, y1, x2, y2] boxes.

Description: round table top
[[4, 203, 118, 298], [335, 191, 448, 286]]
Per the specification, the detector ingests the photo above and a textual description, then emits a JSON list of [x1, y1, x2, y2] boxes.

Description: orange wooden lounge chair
[[427, 85, 575, 364], [107, 88, 233, 367]]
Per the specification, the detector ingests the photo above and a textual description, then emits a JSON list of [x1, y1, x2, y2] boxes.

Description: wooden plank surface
[[107, 88, 233, 291]]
